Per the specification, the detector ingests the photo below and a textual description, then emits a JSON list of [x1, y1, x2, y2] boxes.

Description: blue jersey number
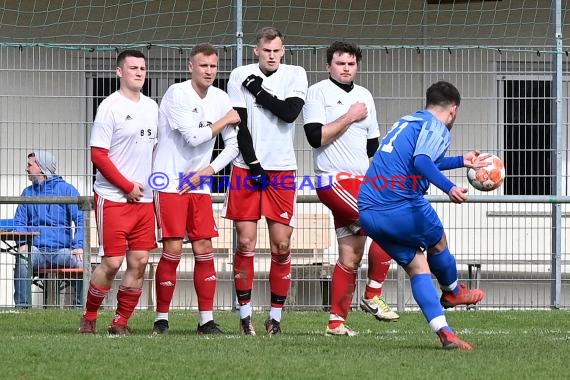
[[380, 121, 408, 153]]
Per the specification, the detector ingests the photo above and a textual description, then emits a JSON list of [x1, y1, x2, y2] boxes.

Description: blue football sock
[[427, 247, 458, 293], [410, 273, 444, 323]]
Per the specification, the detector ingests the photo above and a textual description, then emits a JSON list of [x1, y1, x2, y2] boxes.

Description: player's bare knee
[[96, 260, 121, 281], [273, 241, 290, 254], [192, 239, 213, 255], [339, 258, 360, 271], [237, 237, 256, 252], [139, 256, 149, 268], [124, 262, 148, 283], [338, 250, 363, 269], [134, 255, 149, 271], [162, 239, 183, 256]]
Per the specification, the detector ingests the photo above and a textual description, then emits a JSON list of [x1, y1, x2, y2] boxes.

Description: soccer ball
[[466, 154, 505, 191]]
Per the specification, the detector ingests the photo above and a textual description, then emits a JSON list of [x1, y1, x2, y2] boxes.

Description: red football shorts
[[316, 178, 363, 230], [221, 166, 296, 226], [94, 193, 157, 257], [155, 191, 218, 241]]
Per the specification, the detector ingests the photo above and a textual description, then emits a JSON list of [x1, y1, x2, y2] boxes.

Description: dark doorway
[[503, 80, 552, 195]]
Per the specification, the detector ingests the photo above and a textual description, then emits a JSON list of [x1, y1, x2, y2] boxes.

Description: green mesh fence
[[0, 0, 567, 52]]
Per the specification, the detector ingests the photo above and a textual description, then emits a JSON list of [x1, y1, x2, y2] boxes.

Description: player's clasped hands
[[126, 182, 144, 202]]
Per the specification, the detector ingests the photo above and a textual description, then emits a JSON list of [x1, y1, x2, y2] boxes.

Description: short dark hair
[[255, 27, 283, 45], [116, 50, 146, 67], [425, 81, 461, 108], [27, 152, 35, 158], [190, 43, 218, 60], [326, 41, 362, 65]]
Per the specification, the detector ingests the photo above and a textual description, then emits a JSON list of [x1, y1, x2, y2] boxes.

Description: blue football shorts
[[360, 198, 444, 267]]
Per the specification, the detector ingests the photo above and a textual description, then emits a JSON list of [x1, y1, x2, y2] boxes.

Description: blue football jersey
[[359, 110, 451, 208]]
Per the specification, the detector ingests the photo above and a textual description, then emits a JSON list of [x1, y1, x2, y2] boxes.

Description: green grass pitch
[[1, 309, 569, 379]]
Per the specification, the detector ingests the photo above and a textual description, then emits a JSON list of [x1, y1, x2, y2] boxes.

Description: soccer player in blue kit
[[359, 81, 489, 350]]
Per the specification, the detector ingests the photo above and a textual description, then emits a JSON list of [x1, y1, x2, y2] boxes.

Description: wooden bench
[[35, 268, 83, 308], [456, 259, 566, 278]]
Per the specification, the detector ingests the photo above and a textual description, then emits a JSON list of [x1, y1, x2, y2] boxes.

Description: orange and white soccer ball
[[466, 154, 505, 191]]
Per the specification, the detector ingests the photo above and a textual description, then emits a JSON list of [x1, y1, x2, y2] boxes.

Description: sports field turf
[[1, 309, 568, 379]]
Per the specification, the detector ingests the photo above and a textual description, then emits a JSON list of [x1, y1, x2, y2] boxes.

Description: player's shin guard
[[427, 248, 458, 293], [194, 252, 216, 312], [155, 251, 181, 313], [330, 261, 357, 320], [410, 273, 446, 329], [269, 252, 291, 308], [113, 286, 142, 326], [365, 242, 391, 299], [83, 282, 110, 321], [234, 250, 255, 305]]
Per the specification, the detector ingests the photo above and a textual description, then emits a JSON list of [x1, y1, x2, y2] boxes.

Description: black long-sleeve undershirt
[[234, 107, 258, 165], [255, 90, 305, 123]]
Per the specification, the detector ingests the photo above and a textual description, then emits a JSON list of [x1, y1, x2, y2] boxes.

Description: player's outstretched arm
[[413, 154, 455, 194], [437, 150, 491, 170], [437, 156, 463, 171], [414, 154, 468, 203], [437, 151, 491, 171]]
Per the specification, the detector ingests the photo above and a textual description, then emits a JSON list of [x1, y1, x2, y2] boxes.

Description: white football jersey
[[153, 80, 238, 194], [302, 79, 380, 187], [227, 63, 308, 171], [90, 91, 158, 203]]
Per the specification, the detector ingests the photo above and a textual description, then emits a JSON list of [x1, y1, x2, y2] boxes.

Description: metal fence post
[[79, 196, 93, 306]]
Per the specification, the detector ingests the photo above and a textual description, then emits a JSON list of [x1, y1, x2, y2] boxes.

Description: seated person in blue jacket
[[13, 150, 84, 308]]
